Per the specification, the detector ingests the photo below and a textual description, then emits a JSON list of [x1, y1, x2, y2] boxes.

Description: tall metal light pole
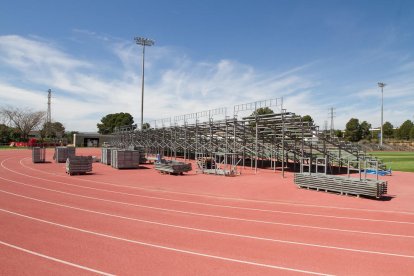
[[47, 89, 52, 124], [378, 82, 386, 146], [134, 37, 155, 129]]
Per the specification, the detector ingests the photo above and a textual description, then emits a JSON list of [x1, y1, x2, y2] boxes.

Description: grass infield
[[369, 151, 414, 173], [0, 146, 26, 150]]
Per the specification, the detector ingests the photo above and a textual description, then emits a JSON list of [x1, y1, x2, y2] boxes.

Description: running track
[[1, 148, 414, 275]]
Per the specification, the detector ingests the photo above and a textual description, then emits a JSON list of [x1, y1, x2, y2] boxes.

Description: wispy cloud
[[0, 35, 90, 71], [0, 34, 412, 131], [0, 83, 45, 109], [0, 34, 318, 131]]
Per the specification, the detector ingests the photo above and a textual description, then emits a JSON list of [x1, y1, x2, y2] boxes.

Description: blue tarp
[[364, 168, 392, 176]]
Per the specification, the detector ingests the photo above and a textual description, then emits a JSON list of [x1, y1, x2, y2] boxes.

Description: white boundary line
[[17, 156, 414, 216], [0, 240, 114, 276], [22, 159, 414, 224], [0, 208, 332, 276], [0, 175, 412, 239], [4, 158, 413, 225], [1, 189, 414, 258]]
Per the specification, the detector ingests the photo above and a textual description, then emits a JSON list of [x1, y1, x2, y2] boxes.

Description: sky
[[0, 0, 413, 132]]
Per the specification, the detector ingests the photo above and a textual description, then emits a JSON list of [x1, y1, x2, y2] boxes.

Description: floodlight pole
[[47, 89, 52, 124], [135, 37, 154, 129], [378, 82, 386, 146]]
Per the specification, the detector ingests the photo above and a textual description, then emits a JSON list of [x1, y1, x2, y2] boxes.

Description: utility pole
[[134, 37, 155, 129], [378, 82, 386, 146]]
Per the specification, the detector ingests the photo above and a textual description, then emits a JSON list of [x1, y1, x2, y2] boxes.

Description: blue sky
[[0, 0, 413, 131]]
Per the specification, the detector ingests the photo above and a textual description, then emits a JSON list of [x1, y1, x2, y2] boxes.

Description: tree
[[64, 131, 78, 144], [334, 129, 343, 138], [344, 118, 362, 142], [360, 121, 371, 140], [410, 126, 414, 140], [97, 112, 134, 134], [382, 121, 394, 139], [0, 124, 11, 144], [41, 121, 65, 138], [302, 115, 314, 125], [396, 120, 414, 140], [251, 107, 274, 116], [142, 122, 151, 130], [0, 107, 45, 140], [249, 107, 274, 128], [9, 128, 21, 141]]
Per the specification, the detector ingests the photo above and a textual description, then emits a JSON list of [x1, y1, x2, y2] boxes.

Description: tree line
[[0, 106, 68, 144], [342, 118, 414, 142], [248, 108, 414, 143], [5, 105, 410, 146]]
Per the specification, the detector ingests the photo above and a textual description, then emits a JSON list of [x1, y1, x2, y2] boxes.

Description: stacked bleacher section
[[154, 160, 192, 175], [101, 147, 115, 165], [111, 149, 140, 169], [294, 173, 387, 198], [54, 146, 76, 163], [66, 156, 93, 175], [32, 147, 46, 163]]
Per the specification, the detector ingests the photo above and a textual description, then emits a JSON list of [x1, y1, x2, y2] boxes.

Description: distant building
[[73, 132, 112, 147], [28, 130, 41, 139]]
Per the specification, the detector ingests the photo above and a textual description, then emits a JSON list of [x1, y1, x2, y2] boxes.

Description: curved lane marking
[[0, 240, 114, 276], [1, 189, 414, 258], [0, 175, 412, 239], [18, 156, 414, 216], [18, 155, 414, 216], [2, 157, 412, 225], [0, 208, 331, 276]]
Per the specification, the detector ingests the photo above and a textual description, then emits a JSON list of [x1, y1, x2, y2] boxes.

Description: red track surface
[[1, 148, 414, 275]]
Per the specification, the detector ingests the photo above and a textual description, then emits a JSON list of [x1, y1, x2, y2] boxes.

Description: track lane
[[0, 240, 113, 276], [0, 209, 330, 276], [2, 149, 414, 275], [1, 187, 414, 256], [1, 187, 414, 276], [2, 174, 414, 244], [1, 169, 413, 239], [0, 190, 414, 254], [15, 155, 414, 221]]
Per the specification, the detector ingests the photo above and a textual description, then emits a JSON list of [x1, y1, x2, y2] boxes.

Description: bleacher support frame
[[111, 98, 385, 177]]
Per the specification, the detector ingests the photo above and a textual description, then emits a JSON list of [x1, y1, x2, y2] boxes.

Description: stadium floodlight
[[378, 82, 386, 146], [134, 37, 155, 129]]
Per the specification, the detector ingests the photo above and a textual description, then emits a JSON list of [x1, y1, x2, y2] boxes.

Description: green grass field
[[369, 151, 414, 173], [0, 146, 24, 150], [0, 145, 30, 150]]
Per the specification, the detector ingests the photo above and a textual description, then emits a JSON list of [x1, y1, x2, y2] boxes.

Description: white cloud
[[0, 34, 412, 132], [0, 35, 90, 71], [0, 83, 45, 110], [144, 58, 316, 121]]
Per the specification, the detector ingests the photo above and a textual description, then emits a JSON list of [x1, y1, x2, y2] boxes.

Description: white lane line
[[9, 158, 414, 225], [17, 156, 414, 216], [0, 208, 332, 276], [0, 240, 114, 276], [0, 177, 413, 240], [1, 189, 414, 259]]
